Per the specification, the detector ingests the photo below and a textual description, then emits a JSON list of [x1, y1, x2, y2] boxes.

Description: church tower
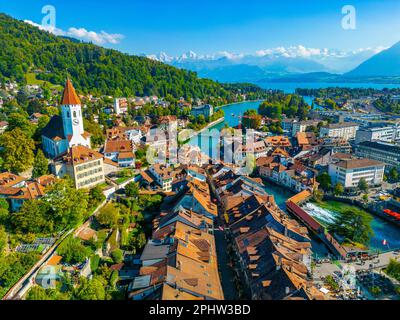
[[60, 79, 91, 149]]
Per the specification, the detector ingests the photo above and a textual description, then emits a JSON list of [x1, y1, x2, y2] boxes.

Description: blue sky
[[1, 0, 400, 56]]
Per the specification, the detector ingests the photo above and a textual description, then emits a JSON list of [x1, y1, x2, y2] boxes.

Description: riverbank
[[304, 200, 400, 252], [214, 99, 264, 111], [184, 116, 225, 143]]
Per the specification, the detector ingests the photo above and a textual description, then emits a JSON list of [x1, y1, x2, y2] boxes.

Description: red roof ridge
[[61, 79, 81, 105]]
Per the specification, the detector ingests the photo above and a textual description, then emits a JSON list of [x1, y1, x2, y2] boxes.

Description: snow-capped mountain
[[146, 46, 385, 83]]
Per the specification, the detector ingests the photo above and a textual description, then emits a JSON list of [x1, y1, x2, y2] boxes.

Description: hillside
[[0, 13, 266, 99], [346, 41, 400, 77]]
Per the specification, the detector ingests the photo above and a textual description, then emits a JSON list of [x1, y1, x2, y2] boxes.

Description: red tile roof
[[61, 79, 81, 105]]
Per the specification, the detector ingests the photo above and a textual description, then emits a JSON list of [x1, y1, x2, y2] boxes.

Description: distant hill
[[346, 41, 400, 77], [0, 13, 266, 99]]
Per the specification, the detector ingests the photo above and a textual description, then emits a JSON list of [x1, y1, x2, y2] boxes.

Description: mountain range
[[147, 44, 400, 84]]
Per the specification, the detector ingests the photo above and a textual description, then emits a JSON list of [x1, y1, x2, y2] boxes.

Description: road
[[214, 226, 239, 300]]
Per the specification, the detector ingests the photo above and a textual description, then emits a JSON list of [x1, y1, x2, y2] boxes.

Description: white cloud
[[254, 45, 386, 59], [24, 20, 124, 45]]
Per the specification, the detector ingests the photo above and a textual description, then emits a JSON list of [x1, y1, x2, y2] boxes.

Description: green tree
[[26, 286, 50, 300], [11, 200, 50, 234], [358, 178, 369, 193], [74, 276, 106, 300], [97, 202, 119, 228], [316, 172, 332, 191], [125, 182, 139, 198], [34, 115, 50, 141], [32, 149, 49, 178], [110, 249, 123, 264], [45, 178, 89, 229], [88, 185, 105, 208], [0, 226, 7, 256], [0, 198, 9, 224], [385, 259, 400, 281], [242, 109, 261, 129], [389, 167, 399, 182], [83, 119, 104, 147], [57, 235, 91, 264], [329, 209, 373, 245], [0, 128, 35, 173], [6, 112, 35, 137], [334, 183, 344, 196]]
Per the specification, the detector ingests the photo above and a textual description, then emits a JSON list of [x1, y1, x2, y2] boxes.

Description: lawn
[[25, 73, 63, 90], [115, 176, 132, 185], [314, 200, 368, 216]]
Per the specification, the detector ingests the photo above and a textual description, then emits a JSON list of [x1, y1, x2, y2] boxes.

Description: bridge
[[286, 190, 348, 259]]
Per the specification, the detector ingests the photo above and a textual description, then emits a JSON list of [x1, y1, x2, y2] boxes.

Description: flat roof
[[140, 241, 170, 261], [358, 141, 400, 154]]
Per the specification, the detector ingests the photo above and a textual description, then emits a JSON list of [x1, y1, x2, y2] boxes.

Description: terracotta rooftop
[[61, 79, 81, 105], [61, 145, 103, 165], [104, 139, 133, 154], [0, 172, 25, 187], [9, 182, 46, 200]]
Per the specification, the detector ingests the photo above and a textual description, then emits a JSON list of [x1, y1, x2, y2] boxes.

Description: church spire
[[61, 78, 81, 105]]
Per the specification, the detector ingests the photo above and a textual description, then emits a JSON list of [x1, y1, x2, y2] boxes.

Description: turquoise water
[[304, 202, 400, 252], [258, 81, 400, 93], [263, 182, 400, 254], [261, 181, 330, 256]]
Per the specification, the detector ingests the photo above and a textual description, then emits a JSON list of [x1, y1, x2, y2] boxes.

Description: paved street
[[313, 251, 400, 281], [214, 226, 239, 300]]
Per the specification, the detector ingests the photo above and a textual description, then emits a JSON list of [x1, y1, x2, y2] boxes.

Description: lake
[[258, 81, 400, 93]]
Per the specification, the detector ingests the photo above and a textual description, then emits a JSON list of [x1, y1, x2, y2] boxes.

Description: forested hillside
[[0, 13, 266, 99]]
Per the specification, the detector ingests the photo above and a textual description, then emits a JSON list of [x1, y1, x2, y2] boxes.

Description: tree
[[242, 109, 261, 129], [74, 276, 106, 300], [34, 115, 50, 141], [125, 182, 139, 198], [0, 226, 7, 256], [388, 167, 399, 182], [316, 172, 332, 191], [6, 112, 35, 137], [57, 235, 91, 264], [0, 128, 35, 173], [32, 149, 49, 178], [0, 198, 9, 224], [11, 200, 51, 234], [385, 259, 400, 281], [26, 286, 49, 300], [110, 249, 123, 264], [358, 178, 368, 193], [45, 178, 89, 230], [334, 183, 344, 196], [89, 185, 105, 208], [83, 119, 104, 147], [97, 203, 119, 228], [329, 209, 373, 245], [313, 189, 324, 202]]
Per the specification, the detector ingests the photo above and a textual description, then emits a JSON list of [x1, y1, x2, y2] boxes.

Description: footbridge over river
[[285, 190, 348, 259]]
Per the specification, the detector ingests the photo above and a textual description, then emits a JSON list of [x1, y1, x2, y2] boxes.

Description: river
[[303, 202, 400, 252]]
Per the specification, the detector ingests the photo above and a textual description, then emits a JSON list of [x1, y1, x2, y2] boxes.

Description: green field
[[25, 73, 63, 90]]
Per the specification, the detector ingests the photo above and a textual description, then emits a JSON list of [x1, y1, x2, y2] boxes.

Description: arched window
[[73, 111, 77, 118], [67, 111, 70, 118]]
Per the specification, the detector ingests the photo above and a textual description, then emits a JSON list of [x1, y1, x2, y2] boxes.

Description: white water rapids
[[302, 202, 338, 225]]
